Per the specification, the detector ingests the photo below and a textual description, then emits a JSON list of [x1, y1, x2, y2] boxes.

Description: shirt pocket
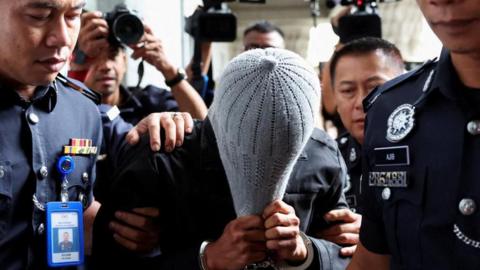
[[372, 166, 426, 266]]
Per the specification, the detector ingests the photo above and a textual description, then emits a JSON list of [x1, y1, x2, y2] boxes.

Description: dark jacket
[[93, 115, 350, 269]]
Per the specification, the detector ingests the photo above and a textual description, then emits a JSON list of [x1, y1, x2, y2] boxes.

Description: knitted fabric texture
[[209, 48, 320, 216]]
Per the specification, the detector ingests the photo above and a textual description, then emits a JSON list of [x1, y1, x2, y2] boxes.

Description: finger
[[115, 210, 154, 230], [110, 221, 153, 243], [263, 200, 294, 220], [160, 113, 177, 152], [324, 209, 359, 223], [232, 215, 265, 231], [320, 233, 359, 245], [143, 23, 153, 35], [147, 114, 163, 152], [265, 226, 298, 241], [182, 113, 194, 133], [317, 222, 360, 237], [132, 207, 161, 218], [340, 245, 357, 257], [113, 233, 152, 253], [126, 125, 141, 145], [131, 47, 147, 60], [81, 11, 103, 22], [172, 113, 185, 146], [264, 212, 299, 230]]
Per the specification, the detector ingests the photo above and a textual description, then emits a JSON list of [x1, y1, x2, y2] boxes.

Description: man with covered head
[[96, 48, 350, 269]]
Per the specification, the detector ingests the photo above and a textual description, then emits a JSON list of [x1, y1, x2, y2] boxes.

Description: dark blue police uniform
[[0, 75, 102, 269], [360, 48, 480, 269], [337, 133, 362, 213]]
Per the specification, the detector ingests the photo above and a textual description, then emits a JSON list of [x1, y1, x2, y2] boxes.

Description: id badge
[[46, 201, 84, 267]]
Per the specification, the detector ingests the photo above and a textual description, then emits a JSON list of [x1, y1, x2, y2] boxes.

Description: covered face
[[209, 48, 320, 216]]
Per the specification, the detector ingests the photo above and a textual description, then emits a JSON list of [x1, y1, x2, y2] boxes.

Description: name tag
[[374, 146, 410, 166], [369, 171, 408, 188], [46, 202, 84, 267]]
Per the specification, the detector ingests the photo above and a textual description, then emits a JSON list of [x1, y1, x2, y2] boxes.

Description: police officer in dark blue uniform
[[0, 1, 101, 268], [348, 0, 480, 269], [316, 37, 405, 257], [330, 37, 405, 213]]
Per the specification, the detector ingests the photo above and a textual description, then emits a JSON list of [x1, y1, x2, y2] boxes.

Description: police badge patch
[[386, 104, 415, 143]]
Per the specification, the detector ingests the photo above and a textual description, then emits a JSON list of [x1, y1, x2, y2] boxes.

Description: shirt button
[[37, 223, 45, 235], [0, 166, 4, 179], [467, 121, 480, 135], [39, 166, 48, 179], [82, 172, 89, 184], [28, 113, 39, 124], [459, 198, 476, 216], [381, 187, 391, 201]]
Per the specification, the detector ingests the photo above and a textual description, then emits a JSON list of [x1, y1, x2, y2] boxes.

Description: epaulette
[[336, 132, 350, 150], [363, 58, 438, 112], [56, 73, 101, 105]]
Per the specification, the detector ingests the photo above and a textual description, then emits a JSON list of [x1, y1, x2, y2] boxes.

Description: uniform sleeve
[[307, 237, 350, 270], [98, 105, 133, 161], [359, 119, 390, 254]]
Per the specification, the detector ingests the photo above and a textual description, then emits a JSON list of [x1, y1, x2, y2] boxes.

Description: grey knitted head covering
[[209, 48, 320, 216]]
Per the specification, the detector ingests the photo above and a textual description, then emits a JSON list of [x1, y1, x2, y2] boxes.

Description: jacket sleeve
[[307, 237, 351, 270]]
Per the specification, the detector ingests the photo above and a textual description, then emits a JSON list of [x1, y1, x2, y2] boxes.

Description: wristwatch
[[165, 68, 186, 87]]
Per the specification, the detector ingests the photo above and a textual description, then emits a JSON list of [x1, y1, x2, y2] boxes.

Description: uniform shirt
[[337, 133, 362, 213], [360, 48, 480, 269], [0, 79, 102, 269]]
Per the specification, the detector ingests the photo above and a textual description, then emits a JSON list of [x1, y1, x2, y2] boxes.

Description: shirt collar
[[0, 81, 57, 112], [430, 48, 462, 101]]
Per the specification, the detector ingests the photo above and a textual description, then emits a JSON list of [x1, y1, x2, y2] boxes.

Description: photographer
[[70, 10, 207, 122]]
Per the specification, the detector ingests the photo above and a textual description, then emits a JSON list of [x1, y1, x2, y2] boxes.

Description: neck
[[451, 51, 480, 89], [0, 75, 36, 100], [101, 88, 122, 106]]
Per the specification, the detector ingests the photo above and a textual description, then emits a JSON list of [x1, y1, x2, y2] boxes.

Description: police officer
[[0, 1, 100, 268], [0, 1, 192, 268], [348, 0, 480, 269], [317, 37, 405, 257]]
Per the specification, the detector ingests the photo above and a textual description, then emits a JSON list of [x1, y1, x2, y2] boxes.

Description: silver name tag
[[368, 171, 408, 188]]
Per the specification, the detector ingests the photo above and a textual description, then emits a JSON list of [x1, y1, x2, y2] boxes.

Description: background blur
[[84, 0, 442, 88]]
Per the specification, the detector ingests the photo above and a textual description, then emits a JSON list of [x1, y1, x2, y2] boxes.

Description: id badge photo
[[46, 201, 84, 267]]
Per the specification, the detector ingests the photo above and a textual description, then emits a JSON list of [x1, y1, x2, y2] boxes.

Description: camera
[[185, 0, 265, 42], [327, 0, 385, 43], [104, 4, 144, 46]]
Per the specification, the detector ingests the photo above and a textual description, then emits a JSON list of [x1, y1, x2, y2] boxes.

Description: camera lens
[[112, 13, 144, 45]]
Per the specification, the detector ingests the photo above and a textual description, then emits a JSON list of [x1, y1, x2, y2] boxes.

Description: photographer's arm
[[131, 25, 208, 120]]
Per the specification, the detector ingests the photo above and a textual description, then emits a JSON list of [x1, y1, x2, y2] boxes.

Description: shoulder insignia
[[56, 73, 101, 105], [363, 58, 438, 112]]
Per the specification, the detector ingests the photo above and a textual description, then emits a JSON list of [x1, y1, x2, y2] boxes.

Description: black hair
[[243, 20, 285, 38], [329, 37, 404, 84]]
